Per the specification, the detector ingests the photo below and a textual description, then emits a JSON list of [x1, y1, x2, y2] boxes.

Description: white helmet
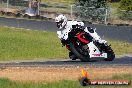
[[55, 14, 67, 29]]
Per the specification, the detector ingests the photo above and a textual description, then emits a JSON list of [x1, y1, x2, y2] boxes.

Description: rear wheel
[[69, 43, 90, 62], [69, 52, 78, 60]]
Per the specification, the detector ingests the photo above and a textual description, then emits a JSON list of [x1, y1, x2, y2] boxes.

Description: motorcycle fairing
[[84, 27, 102, 41], [87, 42, 107, 58], [76, 32, 90, 44]]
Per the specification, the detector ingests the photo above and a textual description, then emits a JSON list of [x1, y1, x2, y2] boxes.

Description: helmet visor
[[56, 20, 64, 29]]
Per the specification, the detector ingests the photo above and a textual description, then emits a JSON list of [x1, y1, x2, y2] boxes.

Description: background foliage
[[75, 0, 108, 23], [118, 0, 132, 20]]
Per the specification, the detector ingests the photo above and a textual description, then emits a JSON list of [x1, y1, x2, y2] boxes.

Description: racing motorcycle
[[61, 25, 115, 62]]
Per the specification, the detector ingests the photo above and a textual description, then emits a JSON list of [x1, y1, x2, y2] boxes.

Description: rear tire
[[69, 52, 77, 60], [69, 43, 90, 62]]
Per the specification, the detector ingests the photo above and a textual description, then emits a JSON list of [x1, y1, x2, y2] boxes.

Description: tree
[[118, 0, 132, 20], [75, 0, 108, 23], [8, 0, 28, 7], [119, 0, 132, 11]]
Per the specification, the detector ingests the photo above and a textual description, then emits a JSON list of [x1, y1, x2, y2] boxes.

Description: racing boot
[[69, 52, 78, 60]]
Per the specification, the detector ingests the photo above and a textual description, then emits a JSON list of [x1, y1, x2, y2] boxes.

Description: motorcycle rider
[[55, 14, 106, 60]]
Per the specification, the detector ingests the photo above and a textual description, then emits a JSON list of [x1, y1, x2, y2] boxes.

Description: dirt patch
[[0, 66, 132, 83]]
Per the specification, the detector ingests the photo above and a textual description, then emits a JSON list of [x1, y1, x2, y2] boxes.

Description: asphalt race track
[[0, 56, 132, 67], [0, 17, 132, 67], [0, 17, 132, 42]]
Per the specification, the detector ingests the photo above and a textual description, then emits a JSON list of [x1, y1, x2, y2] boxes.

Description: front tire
[[103, 44, 115, 61]]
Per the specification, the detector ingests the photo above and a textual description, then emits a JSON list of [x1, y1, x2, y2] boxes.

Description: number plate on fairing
[[91, 53, 107, 58]]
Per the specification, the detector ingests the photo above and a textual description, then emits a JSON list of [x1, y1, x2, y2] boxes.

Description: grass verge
[[0, 74, 132, 88], [108, 2, 120, 19], [0, 26, 68, 61], [0, 26, 131, 61], [108, 39, 132, 55], [41, 0, 74, 4]]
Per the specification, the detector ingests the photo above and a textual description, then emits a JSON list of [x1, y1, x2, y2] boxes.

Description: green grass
[[0, 26, 132, 61], [41, 0, 75, 4], [40, 0, 75, 13], [108, 2, 120, 8], [108, 39, 132, 55], [0, 74, 132, 88], [0, 26, 68, 61], [108, 2, 120, 18], [41, 7, 71, 13]]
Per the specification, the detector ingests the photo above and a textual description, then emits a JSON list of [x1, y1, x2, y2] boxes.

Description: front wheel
[[103, 44, 115, 61], [69, 43, 90, 62]]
